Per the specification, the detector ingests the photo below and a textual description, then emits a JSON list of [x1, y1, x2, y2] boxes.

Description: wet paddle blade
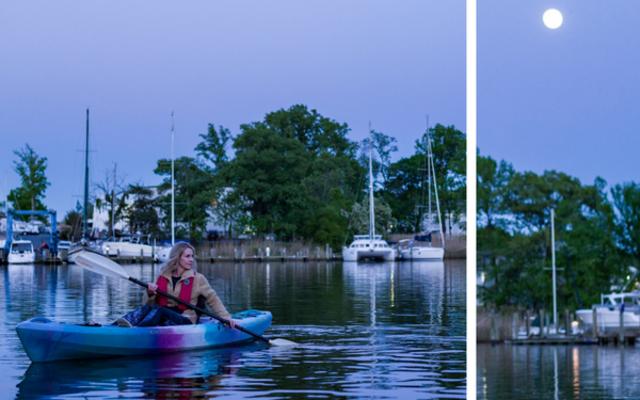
[[269, 338, 298, 347], [75, 251, 131, 280]]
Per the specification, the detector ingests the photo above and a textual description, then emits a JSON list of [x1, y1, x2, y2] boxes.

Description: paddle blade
[[75, 250, 130, 280], [269, 338, 298, 347]]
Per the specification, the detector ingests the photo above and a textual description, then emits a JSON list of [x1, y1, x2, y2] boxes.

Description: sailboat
[[342, 130, 396, 262], [398, 123, 445, 261], [155, 111, 177, 263]]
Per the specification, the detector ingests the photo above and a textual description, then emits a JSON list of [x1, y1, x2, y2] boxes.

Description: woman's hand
[[226, 319, 237, 329], [147, 283, 158, 296]]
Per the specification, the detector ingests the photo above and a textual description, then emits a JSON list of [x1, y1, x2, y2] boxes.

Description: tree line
[[478, 153, 640, 311], [5, 105, 466, 249]]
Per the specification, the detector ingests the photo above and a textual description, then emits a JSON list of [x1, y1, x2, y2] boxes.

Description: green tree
[[478, 163, 628, 311], [416, 124, 466, 234], [477, 155, 514, 229], [358, 130, 398, 186], [612, 182, 640, 263], [195, 123, 233, 172], [382, 154, 424, 232], [263, 104, 356, 157], [61, 209, 83, 241], [347, 196, 396, 238], [8, 144, 50, 212], [155, 157, 213, 241], [225, 105, 363, 246], [94, 166, 127, 238], [227, 124, 310, 239], [126, 184, 161, 238]]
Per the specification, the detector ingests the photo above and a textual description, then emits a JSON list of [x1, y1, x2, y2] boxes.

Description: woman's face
[[179, 247, 194, 270]]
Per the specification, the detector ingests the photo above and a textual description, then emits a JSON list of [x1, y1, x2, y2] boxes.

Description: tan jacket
[[145, 269, 231, 323]]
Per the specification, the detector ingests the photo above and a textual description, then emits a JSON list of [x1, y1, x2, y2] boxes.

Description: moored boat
[[397, 239, 445, 261], [399, 122, 445, 261], [100, 235, 159, 261], [342, 128, 396, 262], [343, 235, 396, 262], [8, 240, 35, 264], [576, 292, 640, 331], [16, 309, 272, 362]]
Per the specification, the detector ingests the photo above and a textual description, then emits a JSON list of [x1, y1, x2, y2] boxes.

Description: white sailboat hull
[[342, 247, 396, 262], [101, 242, 158, 260], [399, 246, 444, 261]]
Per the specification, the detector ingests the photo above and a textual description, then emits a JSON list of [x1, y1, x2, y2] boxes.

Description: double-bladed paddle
[[73, 249, 296, 347]]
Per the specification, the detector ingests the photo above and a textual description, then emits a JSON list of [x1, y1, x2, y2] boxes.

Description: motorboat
[[8, 240, 36, 264], [576, 292, 640, 331]]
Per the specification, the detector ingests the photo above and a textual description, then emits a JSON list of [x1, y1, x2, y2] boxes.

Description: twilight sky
[[0, 1, 465, 217], [479, 0, 640, 187]]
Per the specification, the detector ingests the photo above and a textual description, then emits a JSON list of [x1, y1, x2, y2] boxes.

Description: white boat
[[397, 239, 444, 261], [576, 292, 640, 330], [342, 129, 396, 262], [398, 123, 445, 261], [8, 240, 35, 264], [156, 245, 172, 262], [343, 235, 396, 262], [100, 236, 159, 261]]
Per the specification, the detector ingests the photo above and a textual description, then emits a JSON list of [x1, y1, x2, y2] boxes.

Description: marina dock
[[478, 307, 640, 346]]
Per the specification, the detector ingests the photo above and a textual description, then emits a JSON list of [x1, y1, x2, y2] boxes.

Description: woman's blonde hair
[[160, 242, 197, 275]]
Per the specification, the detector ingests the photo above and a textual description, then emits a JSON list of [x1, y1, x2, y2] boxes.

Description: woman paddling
[[116, 242, 237, 328]]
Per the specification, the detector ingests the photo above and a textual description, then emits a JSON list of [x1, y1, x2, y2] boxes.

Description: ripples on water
[[1, 260, 465, 399], [478, 344, 640, 400]]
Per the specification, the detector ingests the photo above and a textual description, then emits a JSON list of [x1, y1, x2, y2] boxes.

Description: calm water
[[1, 260, 465, 399], [478, 343, 640, 399]]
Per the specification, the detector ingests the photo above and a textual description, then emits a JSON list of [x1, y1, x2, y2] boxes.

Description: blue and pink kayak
[[16, 309, 272, 363]]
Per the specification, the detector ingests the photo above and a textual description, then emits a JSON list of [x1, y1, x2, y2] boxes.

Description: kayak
[[16, 309, 272, 363]]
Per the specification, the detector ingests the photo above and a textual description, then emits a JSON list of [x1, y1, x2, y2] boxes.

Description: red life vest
[[155, 275, 194, 312]]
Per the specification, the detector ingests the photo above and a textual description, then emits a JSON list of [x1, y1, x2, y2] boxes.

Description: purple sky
[[0, 1, 465, 218], [479, 0, 640, 188]]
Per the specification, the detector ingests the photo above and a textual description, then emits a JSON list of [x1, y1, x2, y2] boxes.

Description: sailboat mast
[[427, 132, 445, 249], [111, 163, 117, 239], [171, 111, 175, 246], [82, 108, 90, 240], [368, 123, 375, 241], [426, 116, 432, 232]]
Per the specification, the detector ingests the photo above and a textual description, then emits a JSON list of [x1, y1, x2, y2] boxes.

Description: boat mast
[[368, 122, 375, 241], [427, 128, 445, 249], [111, 163, 117, 239], [82, 108, 90, 241], [171, 111, 175, 246], [551, 208, 557, 331], [426, 115, 432, 233]]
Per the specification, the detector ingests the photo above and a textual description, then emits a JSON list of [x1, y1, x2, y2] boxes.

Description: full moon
[[543, 8, 563, 29]]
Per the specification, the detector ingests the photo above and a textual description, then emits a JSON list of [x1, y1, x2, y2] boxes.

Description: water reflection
[[2, 260, 465, 399], [18, 345, 261, 398], [478, 344, 640, 399]]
